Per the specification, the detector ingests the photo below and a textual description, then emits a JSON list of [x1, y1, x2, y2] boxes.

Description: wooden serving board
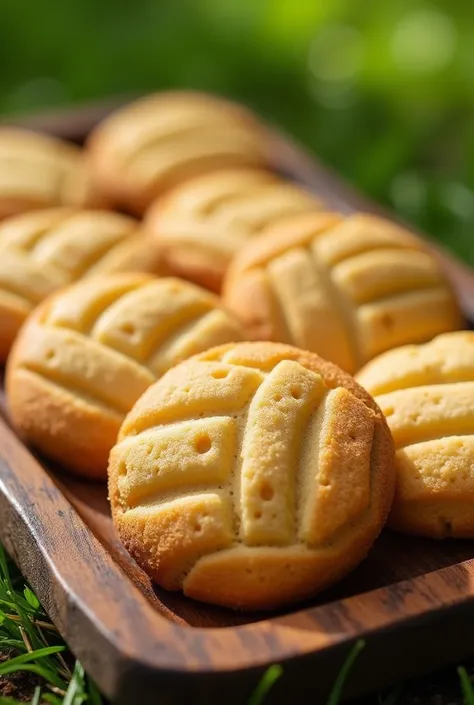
[[1, 99, 474, 705]]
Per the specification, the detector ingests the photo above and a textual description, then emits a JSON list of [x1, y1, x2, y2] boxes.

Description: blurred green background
[[0, 0, 473, 262]]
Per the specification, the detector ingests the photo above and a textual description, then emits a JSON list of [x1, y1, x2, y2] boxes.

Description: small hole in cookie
[[254, 511, 262, 519], [194, 521, 202, 533], [45, 350, 56, 361], [273, 393, 282, 402], [383, 406, 394, 417], [121, 322, 136, 336], [259, 483, 274, 501], [245, 567, 253, 575], [291, 386, 303, 399], [211, 369, 229, 379], [195, 433, 212, 454], [380, 314, 393, 328], [118, 463, 127, 476]]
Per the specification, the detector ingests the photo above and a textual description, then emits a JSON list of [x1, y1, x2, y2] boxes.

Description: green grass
[[0, 546, 101, 704]]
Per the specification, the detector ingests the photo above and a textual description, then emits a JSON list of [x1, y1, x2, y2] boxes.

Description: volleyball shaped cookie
[[0, 208, 165, 362], [6, 275, 244, 478], [144, 168, 323, 292], [109, 341, 395, 610], [0, 128, 95, 219], [357, 332, 474, 538], [86, 91, 270, 214], [224, 212, 463, 373]]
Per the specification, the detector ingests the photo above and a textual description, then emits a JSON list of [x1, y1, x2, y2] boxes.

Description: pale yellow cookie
[[108, 341, 395, 610], [144, 168, 323, 292], [224, 212, 464, 373], [86, 91, 271, 214], [0, 208, 166, 362], [6, 274, 244, 478], [0, 128, 97, 218], [357, 331, 474, 537]]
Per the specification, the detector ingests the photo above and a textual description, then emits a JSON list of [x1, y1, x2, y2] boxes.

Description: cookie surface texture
[[0, 128, 96, 219], [87, 91, 270, 214], [6, 275, 244, 478], [224, 213, 463, 372], [109, 341, 395, 610], [357, 331, 474, 537], [0, 208, 163, 361], [145, 168, 323, 292]]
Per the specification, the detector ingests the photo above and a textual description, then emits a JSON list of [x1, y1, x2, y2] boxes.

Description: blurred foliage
[[0, 0, 473, 261]]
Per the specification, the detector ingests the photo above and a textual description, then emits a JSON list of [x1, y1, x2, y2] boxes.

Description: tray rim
[[2, 96, 474, 702], [3, 412, 474, 676]]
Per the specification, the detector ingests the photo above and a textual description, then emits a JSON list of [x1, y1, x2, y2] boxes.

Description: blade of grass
[[0, 645, 65, 670], [458, 666, 474, 705], [0, 662, 66, 688], [87, 676, 103, 705], [31, 686, 42, 705], [326, 639, 365, 705], [63, 661, 88, 705], [248, 664, 283, 705], [42, 695, 63, 705]]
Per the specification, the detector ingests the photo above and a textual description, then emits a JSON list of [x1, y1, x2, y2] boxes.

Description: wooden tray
[[2, 99, 474, 705]]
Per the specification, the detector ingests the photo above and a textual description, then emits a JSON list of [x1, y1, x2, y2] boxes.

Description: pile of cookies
[[0, 91, 470, 611]]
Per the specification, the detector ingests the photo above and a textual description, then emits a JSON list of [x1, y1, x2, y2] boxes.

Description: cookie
[[108, 341, 395, 610], [86, 91, 270, 214], [224, 212, 463, 373], [0, 208, 164, 362], [144, 168, 323, 292], [0, 128, 96, 219], [6, 274, 245, 478], [357, 332, 474, 537]]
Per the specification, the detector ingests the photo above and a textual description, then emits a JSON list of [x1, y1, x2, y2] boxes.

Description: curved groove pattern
[[7, 275, 245, 476], [357, 332, 474, 537], [145, 168, 324, 291], [226, 213, 463, 372], [109, 343, 385, 608], [0, 208, 163, 360]]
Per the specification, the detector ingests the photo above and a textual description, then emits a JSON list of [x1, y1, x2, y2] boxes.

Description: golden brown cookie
[[0, 128, 96, 218], [224, 212, 463, 373], [357, 331, 474, 538], [86, 91, 271, 215], [144, 168, 323, 292], [108, 340, 395, 610], [0, 208, 166, 362], [6, 274, 245, 478]]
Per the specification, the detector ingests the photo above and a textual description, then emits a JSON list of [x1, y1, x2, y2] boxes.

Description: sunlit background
[[1, 0, 473, 262]]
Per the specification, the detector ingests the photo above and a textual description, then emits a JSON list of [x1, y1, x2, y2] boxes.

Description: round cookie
[[223, 212, 463, 373], [6, 274, 245, 478], [0, 128, 96, 219], [144, 168, 323, 292], [0, 208, 165, 362], [357, 332, 474, 538], [86, 91, 270, 215], [108, 341, 395, 610]]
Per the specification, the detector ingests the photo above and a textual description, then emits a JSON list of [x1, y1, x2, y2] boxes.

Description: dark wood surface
[[1, 99, 474, 704]]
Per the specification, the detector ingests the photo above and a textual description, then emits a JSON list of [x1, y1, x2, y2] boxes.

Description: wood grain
[[0, 100, 474, 704]]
